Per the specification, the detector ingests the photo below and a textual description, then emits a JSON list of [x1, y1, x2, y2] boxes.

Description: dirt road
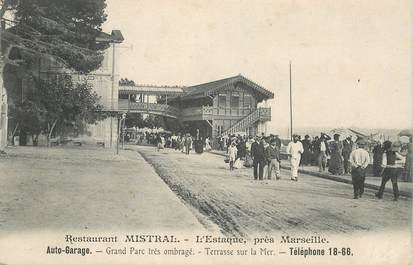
[[135, 146, 412, 237], [0, 146, 205, 234]]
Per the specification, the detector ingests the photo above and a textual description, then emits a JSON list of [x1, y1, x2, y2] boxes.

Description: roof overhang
[[119, 85, 185, 96], [180, 75, 274, 102], [96, 30, 124, 43]]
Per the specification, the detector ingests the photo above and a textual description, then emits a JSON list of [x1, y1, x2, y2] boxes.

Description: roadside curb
[[209, 151, 412, 198]]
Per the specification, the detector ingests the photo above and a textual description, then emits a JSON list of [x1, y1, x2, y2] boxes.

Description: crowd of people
[[219, 134, 283, 179], [219, 132, 411, 201], [286, 134, 411, 201], [132, 131, 212, 155], [131, 129, 412, 200]]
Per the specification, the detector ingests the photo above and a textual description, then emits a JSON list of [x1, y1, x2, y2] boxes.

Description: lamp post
[[289, 61, 293, 141], [116, 112, 126, 155]]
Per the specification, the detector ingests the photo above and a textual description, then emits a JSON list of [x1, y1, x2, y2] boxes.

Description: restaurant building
[[118, 74, 274, 141]]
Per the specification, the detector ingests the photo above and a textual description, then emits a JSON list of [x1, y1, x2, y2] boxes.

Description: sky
[[103, 0, 412, 136]]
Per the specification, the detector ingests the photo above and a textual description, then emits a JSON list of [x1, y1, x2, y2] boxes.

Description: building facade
[[117, 75, 274, 144], [5, 30, 124, 147]]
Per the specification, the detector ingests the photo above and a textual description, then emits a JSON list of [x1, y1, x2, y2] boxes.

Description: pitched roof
[[118, 74, 275, 102], [180, 74, 274, 101], [96, 30, 124, 43]]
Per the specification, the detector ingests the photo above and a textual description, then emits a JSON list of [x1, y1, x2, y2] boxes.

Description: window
[[230, 92, 239, 108], [218, 93, 226, 108], [244, 94, 252, 109], [217, 125, 224, 135], [119, 93, 129, 100]]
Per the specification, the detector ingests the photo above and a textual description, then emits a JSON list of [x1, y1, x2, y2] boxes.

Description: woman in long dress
[[372, 142, 383, 177], [205, 137, 212, 151], [328, 134, 344, 175]]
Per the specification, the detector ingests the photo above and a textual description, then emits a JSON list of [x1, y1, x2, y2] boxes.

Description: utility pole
[[116, 113, 126, 155], [289, 61, 293, 141], [0, 18, 7, 153], [110, 42, 131, 150], [110, 42, 116, 148]]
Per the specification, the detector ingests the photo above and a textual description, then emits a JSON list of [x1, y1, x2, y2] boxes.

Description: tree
[[8, 98, 45, 145], [9, 74, 105, 145], [2, 0, 108, 72], [143, 114, 165, 129], [1, 0, 108, 150], [124, 112, 144, 128]]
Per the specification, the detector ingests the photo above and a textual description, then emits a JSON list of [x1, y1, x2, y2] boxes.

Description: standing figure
[[246, 136, 254, 155], [349, 138, 370, 199], [372, 142, 383, 177], [301, 135, 312, 165], [181, 134, 186, 153], [156, 134, 163, 152], [376, 141, 405, 201], [403, 136, 412, 182], [227, 142, 238, 171], [286, 134, 304, 181], [342, 136, 354, 174], [171, 133, 178, 149], [205, 137, 212, 151], [328, 134, 344, 175], [185, 133, 192, 155], [311, 136, 320, 165], [274, 135, 282, 150], [317, 133, 331, 172], [251, 137, 266, 180], [266, 139, 281, 180]]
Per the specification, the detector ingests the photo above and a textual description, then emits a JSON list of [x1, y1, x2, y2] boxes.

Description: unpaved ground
[[135, 145, 412, 237], [0, 146, 205, 234]]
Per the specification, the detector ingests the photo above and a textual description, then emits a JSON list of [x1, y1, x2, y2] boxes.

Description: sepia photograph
[[0, 0, 411, 264]]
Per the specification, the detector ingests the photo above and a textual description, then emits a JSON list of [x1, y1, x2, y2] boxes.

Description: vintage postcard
[[0, 0, 411, 264]]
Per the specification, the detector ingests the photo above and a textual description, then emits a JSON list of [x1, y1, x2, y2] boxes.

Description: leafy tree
[[1, 0, 108, 72], [1, 0, 109, 148], [143, 114, 165, 129], [124, 112, 144, 128], [9, 74, 105, 145], [8, 98, 46, 145]]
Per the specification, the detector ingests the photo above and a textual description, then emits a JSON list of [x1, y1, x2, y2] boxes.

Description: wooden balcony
[[257, 107, 271, 122], [181, 106, 271, 121], [118, 100, 180, 118]]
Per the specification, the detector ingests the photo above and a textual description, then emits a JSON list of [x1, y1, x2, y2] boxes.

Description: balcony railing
[[118, 100, 180, 117], [180, 106, 271, 119]]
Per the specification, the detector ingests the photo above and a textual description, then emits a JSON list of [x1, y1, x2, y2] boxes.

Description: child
[[228, 142, 238, 171]]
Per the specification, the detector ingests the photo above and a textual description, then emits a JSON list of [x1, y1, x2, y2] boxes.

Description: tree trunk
[[11, 122, 18, 145], [0, 6, 7, 152], [0, 49, 6, 151], [32, 133, 39, 146], [47, 120, 58, 147], [19, 128, 27, 146]]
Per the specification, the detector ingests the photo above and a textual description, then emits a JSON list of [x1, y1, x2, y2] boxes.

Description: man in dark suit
[[301, 135, 312, 165], [342, 136, 354, 174], [251, 136, 266, 180]]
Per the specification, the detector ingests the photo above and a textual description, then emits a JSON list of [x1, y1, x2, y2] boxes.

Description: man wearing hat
[[349, 138, 370, 199], [316, 133, 331, 172], [301, 135, 312, 165], [342, 136, 354, 174], [251, 136, 266, 180], [266, 138, 281, 180], [184, 133, 193, 155], [286, 134, 304, 181], [376, 141, 405, 201]]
